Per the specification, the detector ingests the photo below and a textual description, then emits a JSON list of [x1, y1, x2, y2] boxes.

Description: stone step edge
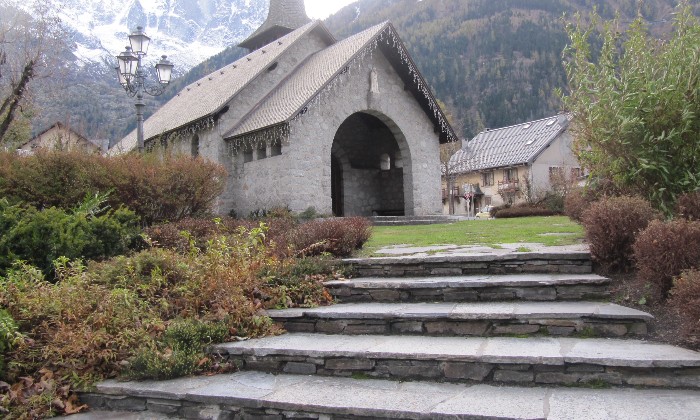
[[343, 252, 593, 276], [268, 302, 651, 337], [325, 274, 610, 288], [343, 251, 592, 265], [213, 335, 700, 388], [81, 372, 700, 420], [326, 275, 610, 302]]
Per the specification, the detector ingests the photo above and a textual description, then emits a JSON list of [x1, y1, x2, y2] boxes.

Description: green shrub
[[0, 199, 140, 277], [0, 309, 21, 378], [127, 319, 229, 380], [633, 219, 700, 297], [581, 196, 660, 272], [669, 269, 700, 345]]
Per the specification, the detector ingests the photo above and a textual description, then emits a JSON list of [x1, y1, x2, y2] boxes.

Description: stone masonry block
[[106, 396, 147, 411], [283, 362, 317, 375], [493, 369, 534, 383], [492, 324, 541, 335], [442, 362, 493, 380], [325, 358, 375, 370], [425, 321, 490, 336]]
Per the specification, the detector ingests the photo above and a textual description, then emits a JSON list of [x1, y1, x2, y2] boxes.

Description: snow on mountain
[[0, 0, 269, 72]]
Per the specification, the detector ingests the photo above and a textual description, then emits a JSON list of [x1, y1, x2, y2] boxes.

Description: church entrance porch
[[331, 112, 409, 217]]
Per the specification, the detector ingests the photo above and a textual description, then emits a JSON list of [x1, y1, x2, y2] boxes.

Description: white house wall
[[530, 131, 578, 193]]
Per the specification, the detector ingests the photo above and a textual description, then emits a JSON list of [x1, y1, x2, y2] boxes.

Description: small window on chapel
[[243, 146, 253, 163], [256, 142, 267, 159], [270, 143, 282, 157], [191, 135, 200, 157]]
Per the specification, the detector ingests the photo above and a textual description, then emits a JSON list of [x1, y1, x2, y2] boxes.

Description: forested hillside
[[324, 0, 686, 137]]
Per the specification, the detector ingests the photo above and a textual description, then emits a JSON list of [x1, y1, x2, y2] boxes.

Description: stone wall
[[227, 51, 442, 216]]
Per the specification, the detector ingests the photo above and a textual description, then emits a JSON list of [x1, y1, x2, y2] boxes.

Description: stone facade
[[133, 17, 450, 218]]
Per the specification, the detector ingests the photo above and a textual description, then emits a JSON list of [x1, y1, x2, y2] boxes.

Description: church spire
[[238, 0, 312, 52]]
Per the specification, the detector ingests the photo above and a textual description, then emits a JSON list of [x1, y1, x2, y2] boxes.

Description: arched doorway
[[331, 112, 410, 217]]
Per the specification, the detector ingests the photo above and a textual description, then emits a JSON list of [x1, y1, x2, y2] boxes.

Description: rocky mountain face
[[0, 0, 268, 143]]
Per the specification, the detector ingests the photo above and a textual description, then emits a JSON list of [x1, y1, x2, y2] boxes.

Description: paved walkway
[[373, 242, 589, 257]]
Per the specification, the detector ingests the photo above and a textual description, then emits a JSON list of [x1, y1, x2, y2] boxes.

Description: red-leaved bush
[[669, 269, 700, 345], [633, 219, 700, 296], [494, 205, 556, 218], [676, 191, 700, 221], [581, 196, 660, 272], [0, 150, 226, 225], [564, 188, 595, 223], [287, 217, 372, 257]]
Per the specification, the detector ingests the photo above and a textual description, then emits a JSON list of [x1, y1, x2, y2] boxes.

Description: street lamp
[[115, 26, 174, 153]]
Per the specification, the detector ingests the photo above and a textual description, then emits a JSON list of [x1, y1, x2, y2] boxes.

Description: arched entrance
[[331, 112, 410, 217]]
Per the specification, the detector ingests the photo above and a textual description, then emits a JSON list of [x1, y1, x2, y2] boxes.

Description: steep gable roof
[[238, 0, 311, 51], [450, 113, 572, 173], [226, 22, 457, 143], [110, 21, 332, 154]]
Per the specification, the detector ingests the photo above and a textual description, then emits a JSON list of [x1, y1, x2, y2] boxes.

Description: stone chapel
[[110, 0, 456, 217]]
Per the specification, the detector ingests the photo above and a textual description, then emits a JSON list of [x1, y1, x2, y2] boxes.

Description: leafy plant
[[561, 2, 700, 214]]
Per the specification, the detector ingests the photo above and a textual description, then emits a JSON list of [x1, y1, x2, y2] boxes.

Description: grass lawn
[[361, 216, 584, 255]]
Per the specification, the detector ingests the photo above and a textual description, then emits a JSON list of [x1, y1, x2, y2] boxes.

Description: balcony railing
[[498, 179, 520, 192]]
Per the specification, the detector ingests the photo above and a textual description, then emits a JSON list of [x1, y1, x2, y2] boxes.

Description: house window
[[484, 196, 492, 206], [504, 168, 518, 181], [482, 171, 494, 186], [549, 166, 564, 182], [571, 167, 582, 179]]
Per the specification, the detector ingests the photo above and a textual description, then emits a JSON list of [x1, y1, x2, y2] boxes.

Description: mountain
[[0, 0, 268, 144], [324, 0, 688, 138], [2, 0, 695, 145]]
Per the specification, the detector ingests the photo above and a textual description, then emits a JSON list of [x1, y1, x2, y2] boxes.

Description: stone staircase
[[80, 251, 700, 419]]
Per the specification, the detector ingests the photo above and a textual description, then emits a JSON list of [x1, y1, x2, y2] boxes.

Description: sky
[[305, 0, 357, 19]]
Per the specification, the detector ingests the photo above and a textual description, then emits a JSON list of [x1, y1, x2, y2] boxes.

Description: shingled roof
[[226, 21, 457, 143], [450, 113, 572, 173], [226, 22, 389, 139], [238, 0, 311, 51], [110, 21, 331, 154]]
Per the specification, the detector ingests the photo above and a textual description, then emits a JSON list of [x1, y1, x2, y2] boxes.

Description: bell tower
[[238, 0, 311, 52]]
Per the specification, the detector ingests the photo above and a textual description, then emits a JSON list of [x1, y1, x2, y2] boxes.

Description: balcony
[[498, 179, 520, 193]]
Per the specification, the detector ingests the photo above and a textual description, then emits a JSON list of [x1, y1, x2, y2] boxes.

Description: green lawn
[[362, 216, 584, 255]]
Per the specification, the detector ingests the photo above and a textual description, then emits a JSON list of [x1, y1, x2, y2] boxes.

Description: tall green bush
[[0, 198, 140, 276], [561, 2, 700, 213]]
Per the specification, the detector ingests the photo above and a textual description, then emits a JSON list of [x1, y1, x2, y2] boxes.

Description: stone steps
[[81, 371, 700, 420], [213, 334, 700, 389], [269, 301, 651, 337], [345, 252, 593, 277], [326, 273, 610, 302]]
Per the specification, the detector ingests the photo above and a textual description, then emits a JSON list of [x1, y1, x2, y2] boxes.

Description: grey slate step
[[213, 334, 700, 388], [268, 302, 651, 337], [327, 273, 610, 302], [81, 371, 700, 419], [344, 252, 593, 276]]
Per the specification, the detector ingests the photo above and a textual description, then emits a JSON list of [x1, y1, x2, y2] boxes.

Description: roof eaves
[[527, 115, 572, 165], [145, 21, 324, 144], [381, 22, 458, 143]]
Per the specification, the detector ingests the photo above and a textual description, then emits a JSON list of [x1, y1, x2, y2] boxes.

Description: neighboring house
[[443, 113, 582, 215], [17, 122, 105, 155], [110, 0, 456, 217]]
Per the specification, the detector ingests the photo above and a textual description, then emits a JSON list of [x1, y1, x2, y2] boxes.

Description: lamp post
[[116, 26, 174, 153]]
